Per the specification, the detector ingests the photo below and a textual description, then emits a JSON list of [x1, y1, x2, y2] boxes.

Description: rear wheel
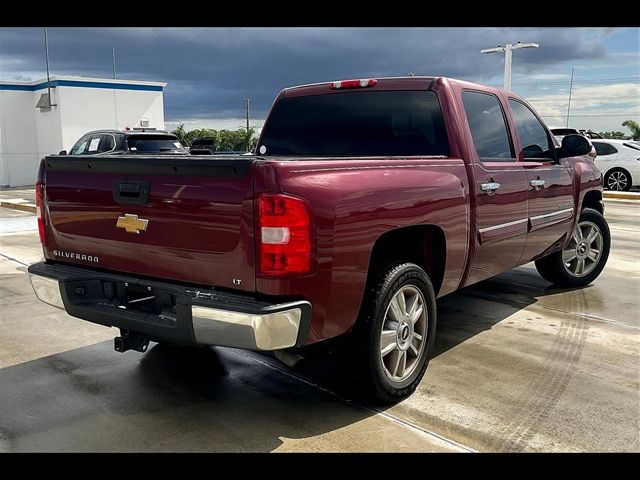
[[535, 208, 610, 287], [354, 263, 436, 403], [605, 169, 632, 191]]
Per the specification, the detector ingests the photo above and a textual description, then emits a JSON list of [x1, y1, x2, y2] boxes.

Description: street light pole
[[245, 97, 251, 152], [112, 47, 117, 79], [481, 42, 539, 91], [43, 27, 57, 107], [566, 67, 575, 128]]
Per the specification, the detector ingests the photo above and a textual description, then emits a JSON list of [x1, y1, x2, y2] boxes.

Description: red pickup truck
[[29, 76, 609, 401]]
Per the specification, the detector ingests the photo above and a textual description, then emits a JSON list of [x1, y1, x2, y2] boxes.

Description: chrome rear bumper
[[192, 305, 306, 350], [28, 262, 311, 351], [29, 273, 65, 310]]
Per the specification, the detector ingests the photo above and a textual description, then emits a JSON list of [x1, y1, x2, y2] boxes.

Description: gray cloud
[[0, 27, 616, 122]]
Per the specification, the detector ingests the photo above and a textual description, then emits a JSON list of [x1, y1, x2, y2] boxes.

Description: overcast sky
[[1, 27, 638, 134]]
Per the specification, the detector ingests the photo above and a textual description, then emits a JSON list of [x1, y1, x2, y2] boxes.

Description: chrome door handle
[[481, 182, 501, 194], [530, 179, 546, 189]]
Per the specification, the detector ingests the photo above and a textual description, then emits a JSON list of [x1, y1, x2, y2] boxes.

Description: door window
[[462, 91, 513, 161], [509, 99, 555, 160], [86, 135, 101, 153]]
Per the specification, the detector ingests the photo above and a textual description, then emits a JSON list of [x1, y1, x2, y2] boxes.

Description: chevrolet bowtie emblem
[[116, 214, 149, 234]]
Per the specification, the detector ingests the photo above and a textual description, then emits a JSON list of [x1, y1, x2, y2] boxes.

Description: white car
[[591, 139, 640, 191]]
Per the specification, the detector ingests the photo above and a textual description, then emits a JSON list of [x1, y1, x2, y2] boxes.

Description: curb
[[0, 202, 37, 214], [603, 192, 640, 201]]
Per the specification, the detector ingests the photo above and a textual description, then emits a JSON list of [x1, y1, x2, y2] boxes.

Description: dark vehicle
[[63, 129, 187, 156], [579, 130, 603, 139], [189, 137, 216, 155], [551, 128, 581, 136], [30, 76, 609, 402], [551, 128, 602, 141]]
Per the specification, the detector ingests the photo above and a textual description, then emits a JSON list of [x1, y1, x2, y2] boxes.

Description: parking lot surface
[[1, 201, 638, 452]]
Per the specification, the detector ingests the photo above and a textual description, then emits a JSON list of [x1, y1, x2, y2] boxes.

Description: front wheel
[[354, 263, 437, 403], [535, 208, 610, 287]]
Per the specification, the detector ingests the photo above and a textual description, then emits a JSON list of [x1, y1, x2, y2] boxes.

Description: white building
[[0, 75, 167, 187]]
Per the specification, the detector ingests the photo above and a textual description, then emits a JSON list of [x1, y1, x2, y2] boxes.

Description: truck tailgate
[[41, 155, 256, 292]]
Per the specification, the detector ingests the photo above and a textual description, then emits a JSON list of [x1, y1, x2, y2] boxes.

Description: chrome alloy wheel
[[562, 220, 603, 277], [607, 171, 628, 191], [379, 285, 428, 382]]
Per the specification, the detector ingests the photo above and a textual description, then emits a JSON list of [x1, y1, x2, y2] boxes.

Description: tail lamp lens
[[35, 180, 46, 245], [257, 194, 315, 277]]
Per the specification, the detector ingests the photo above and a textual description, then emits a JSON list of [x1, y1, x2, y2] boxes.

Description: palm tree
[[622, 120, 640, 140], [238, 126, 256, 152], [171, 124, 187, 145]]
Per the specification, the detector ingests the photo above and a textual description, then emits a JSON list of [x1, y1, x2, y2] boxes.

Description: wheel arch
[[581, 189, 604, 215], [364, 225, 447, 297]]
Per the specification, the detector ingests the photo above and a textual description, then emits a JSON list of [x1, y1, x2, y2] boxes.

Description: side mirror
[[559, 135, 591, 159], [58, 150, 67, 155]]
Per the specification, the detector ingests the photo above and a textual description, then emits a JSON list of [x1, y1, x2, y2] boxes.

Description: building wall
[[0, 77, 166, 187], [58, 87, 165, 152], [0, 89, 40, 187], [34, 88, 63, 161]]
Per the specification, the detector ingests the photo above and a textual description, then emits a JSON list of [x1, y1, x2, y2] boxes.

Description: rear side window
[[593, 142, 618, 156], [462, 91, 513, 161], [508, 99, 555, 160], [99, 134, 115, 153], [259, 90, 449, 157]]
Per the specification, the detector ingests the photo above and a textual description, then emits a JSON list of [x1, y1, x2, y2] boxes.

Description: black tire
[[535, 208, 610, 287], [353, 262, 437, 403], [604, 168, 632, 191]]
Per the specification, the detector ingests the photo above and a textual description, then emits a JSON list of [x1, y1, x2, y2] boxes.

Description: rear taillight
[[330, 79, 377, 89], [35, 180, 46, 245], [257, 193, 315, 277]]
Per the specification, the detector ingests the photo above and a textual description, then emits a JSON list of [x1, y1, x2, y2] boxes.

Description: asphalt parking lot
[[0, 200, 638, 452]]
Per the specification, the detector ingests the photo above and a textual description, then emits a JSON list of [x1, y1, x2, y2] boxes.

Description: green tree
[[238, 126, 256, 152], [171, 126, 257, 151], [171, 124, 187, 145], [622, 120, 640, 140], [216, 129, 247, 151]]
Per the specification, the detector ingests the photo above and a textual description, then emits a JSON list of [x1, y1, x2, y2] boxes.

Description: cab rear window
[[259, 90, 449, 157]]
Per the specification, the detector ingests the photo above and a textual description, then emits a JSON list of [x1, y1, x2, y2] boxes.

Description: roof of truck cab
[[280, 76, 514, 98]]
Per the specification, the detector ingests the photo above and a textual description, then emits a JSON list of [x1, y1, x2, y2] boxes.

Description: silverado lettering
[[29, 76, 610, 402], [53, 250, 99, 263]]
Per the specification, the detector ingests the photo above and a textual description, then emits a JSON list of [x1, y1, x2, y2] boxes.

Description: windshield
[[259, 90, 449, 157], [623, 142, 640, 151], [127, 135, 186, 153]]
